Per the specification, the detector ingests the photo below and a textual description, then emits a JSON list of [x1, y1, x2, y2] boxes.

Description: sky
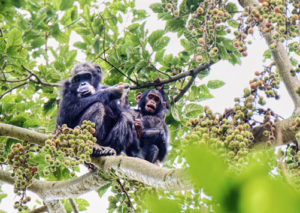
[[0, 0, 295, 212]]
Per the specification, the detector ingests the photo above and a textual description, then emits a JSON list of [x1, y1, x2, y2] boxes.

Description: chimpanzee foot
[[92, 144, 117, 157]]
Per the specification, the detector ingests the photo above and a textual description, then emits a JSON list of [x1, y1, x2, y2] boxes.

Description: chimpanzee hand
[[91, 143, 116, 157], [154, 77, 163, 90], [134, 119, 142, 139]]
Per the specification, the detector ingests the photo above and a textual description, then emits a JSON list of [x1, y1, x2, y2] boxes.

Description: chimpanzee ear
[[162, 101, 167, 108], [94, 65, 102, 73], [136, 92, 142, 102]]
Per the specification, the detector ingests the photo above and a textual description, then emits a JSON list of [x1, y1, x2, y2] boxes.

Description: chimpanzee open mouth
[[80, 91, 91, 97], [146, 104, 155, 111]]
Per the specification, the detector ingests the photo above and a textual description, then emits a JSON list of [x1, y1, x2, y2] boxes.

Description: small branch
[[98, 14, 106, 58], [21, 65, 59, 87], [68, 198, 79, 213], [98, 57, 137, 84], [0, 28, 3, 37], [131, 62, 214, 90], [150, 64, 171, 78], [0, 74, 32, 83], [0, 82, 27, 99], [116, 179, 135, 211], [171, 67, 201, 104], [29, 206, 48, 213]]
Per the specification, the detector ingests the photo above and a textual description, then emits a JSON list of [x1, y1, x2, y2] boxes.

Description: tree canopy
[[0, 0, 300, 212]]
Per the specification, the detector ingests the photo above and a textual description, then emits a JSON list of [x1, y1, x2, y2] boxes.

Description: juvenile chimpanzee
[[132, 89, 169, 163], [56, 62, 139, 157]]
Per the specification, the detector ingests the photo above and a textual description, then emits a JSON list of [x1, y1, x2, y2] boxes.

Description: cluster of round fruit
[[42, 121, 96, 176], [7, 142, 36, 212]]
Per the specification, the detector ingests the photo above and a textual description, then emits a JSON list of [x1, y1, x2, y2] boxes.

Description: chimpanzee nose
[[80, 82, 87, 86]]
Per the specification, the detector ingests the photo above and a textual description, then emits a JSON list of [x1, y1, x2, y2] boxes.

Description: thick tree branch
[[252, 116, 295, 145], [239, 0, 300, 110], [0, 123, 190, 198], [0, 123, 47, 146], [130, 62, 213, 90]]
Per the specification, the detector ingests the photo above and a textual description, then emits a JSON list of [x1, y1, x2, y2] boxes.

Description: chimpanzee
[[131, 89, 169, 163], [56, 62, 139, 157]]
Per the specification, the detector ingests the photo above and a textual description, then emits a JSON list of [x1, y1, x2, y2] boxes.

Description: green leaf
[[155, 49, 165, 62], [60, 0, 75, 10], [74, 198, 89, 211], [6, 28, 22, 47], [0, 193, 7, 203], [148, 30, 165, 49], [184, 103, 203, 117], [150, 3, 163, 13], [165, 18, 185, 32], [145, 196, 181, 213], [207, 80, 225, 89], [171, 105, 181, 121], [225, 2, 238, 13], [97, 183, 111, 198], [185, 145, 227, 196], [73, 42, 87, 50]]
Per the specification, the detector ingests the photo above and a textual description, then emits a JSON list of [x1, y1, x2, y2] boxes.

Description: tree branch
[[238, 0, 300, 110], [97, 57, 138, 84], [68, 198, 79, 213], [252, 116, 295, 145], [0, 82, 27, 99], [130, 62, 213, 90], [0, 123, 190, 197], [0, 123, 47, 146], [21, 65, 59, 87]]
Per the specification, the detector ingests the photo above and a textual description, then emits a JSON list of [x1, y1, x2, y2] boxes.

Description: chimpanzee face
[[145, 91, 161, 113], [72, 73, 95, 98]]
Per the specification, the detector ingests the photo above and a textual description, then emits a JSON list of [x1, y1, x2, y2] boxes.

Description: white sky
[[0, 0, 296, 212]]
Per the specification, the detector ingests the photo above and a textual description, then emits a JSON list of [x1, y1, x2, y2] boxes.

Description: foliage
[[0, 0, 299, 212]]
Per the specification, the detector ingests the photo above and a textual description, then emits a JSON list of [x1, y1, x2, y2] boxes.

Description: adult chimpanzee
[[56, 62, 139, 157], [131, 89, 169, 163]]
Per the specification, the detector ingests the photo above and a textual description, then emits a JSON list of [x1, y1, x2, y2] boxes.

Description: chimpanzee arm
[[140, 126, 168, 162]]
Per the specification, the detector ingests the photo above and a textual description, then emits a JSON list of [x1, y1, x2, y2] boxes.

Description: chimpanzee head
[[136, 90, 166, 115], [69, 62, 102, 97]]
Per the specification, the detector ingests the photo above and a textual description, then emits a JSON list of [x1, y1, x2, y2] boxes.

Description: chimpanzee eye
[[154, 97, 160, 103], [148, 94, 153, 99]]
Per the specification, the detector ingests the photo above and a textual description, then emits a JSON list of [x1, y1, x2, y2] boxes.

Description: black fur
[[129, 89, 168, 163], [56, 62, 139, 157]]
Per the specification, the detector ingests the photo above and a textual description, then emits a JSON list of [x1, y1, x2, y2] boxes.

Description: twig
[[98, 14, 106, 58], [116, 179, 135, 211], [0, 28, 3, 37], [130, 61, 214, 90], [150, 63, 171, 78], [98, 57, 137, 84], [0, 74, 31, 83], [171, 72, 197, 104], [0, 82, 27, 99], [64, 18, 82, 29], [0, 60, 7, 81], [68, 198, 79, 213], [29, 205, 48, 213], [21, 65, 59, 87]]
